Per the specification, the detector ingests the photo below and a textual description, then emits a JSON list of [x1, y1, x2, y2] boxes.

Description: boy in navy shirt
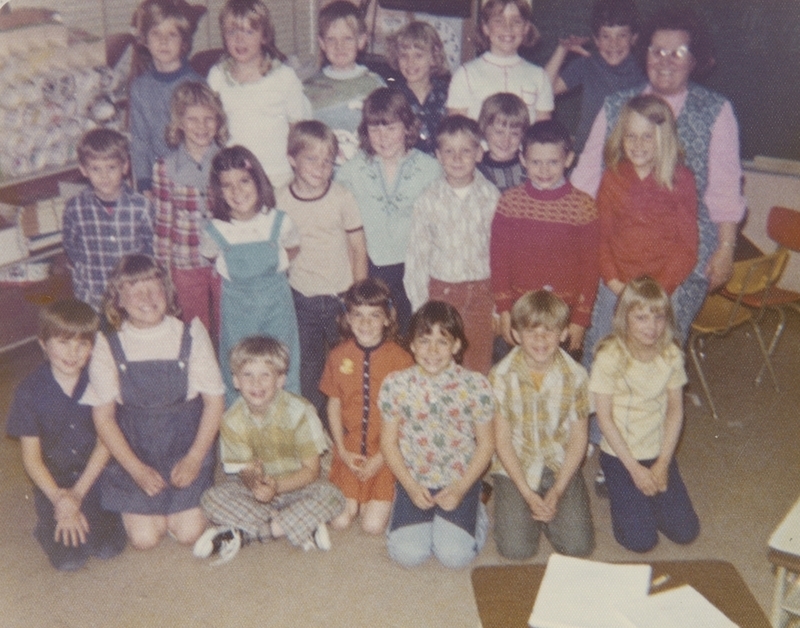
[[6, 300, 127, 571]]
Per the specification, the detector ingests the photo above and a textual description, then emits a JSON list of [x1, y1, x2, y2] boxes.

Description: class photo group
[[8, 0, 746, 575]]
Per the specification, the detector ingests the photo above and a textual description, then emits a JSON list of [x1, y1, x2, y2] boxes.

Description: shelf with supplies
[[0, 169, 79, 355]]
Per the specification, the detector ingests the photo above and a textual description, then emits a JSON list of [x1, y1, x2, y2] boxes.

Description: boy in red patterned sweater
[[490, 120, 599, 355]]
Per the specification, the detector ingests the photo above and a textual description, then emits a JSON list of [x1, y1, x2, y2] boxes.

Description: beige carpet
[[1, 314, 797, 627]]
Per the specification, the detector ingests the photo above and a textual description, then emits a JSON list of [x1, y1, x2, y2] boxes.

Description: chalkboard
[[522, 0, 800, 161]]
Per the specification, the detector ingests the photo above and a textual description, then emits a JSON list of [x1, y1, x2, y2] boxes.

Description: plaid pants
[[201, 477, 345, 547]]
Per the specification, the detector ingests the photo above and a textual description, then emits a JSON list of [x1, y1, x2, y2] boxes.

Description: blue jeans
[[386, 481, 488, 568], [600, 451, 699, 553], [291, 290, 342, 429], [368, 260, 412, 337]]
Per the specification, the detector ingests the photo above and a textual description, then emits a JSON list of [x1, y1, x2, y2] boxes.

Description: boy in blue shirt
[[6, 300, 127, 571], [544, 0, 644, 152]]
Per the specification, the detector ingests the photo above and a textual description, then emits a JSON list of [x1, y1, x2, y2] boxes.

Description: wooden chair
[[689, 251, 786, 420]]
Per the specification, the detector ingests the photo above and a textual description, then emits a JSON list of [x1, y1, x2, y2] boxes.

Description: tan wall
[[742, 159, 800, 292]]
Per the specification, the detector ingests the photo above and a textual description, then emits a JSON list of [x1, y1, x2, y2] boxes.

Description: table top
[[472, 559, 769, 628]]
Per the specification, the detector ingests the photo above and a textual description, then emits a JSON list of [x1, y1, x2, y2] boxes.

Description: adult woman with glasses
[[571, 7, 746, 343]]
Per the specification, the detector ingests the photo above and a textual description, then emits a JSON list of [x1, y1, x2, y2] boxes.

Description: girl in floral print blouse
[[379, 301, 495, 568]]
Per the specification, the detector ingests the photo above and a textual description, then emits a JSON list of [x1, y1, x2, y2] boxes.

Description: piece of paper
[[528, 554, 652, 628], [616, 584, 738, 628], [769, 495, 800, 555]]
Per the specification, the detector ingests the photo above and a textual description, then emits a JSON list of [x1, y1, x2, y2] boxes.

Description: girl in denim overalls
[[87, 255, 225, 549], [202, 146, 301, 404]]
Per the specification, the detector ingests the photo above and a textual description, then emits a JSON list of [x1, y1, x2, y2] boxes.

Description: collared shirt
[[489, 346, 589, 491], [6, 363, 96, 487], [589, 337, 687, 460], [404, 172, 500, 310], [62, 184, 154, 311], [379, 363, 495, 489], [398, 75, 450, 156], [335, 149, 441, 266], [220, 391, 328, 476], [153, 144, 219, 270], [446, 52, 554, 121]]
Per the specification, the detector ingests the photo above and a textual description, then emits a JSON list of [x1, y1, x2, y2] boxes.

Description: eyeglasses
[[647, 45, 691, 60], [223, 25, 259, 38]]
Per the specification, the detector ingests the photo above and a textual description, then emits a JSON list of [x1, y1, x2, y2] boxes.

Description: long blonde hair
[[604, 94, 683, 189]]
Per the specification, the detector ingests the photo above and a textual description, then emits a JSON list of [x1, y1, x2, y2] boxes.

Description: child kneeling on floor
[[490, 290, 594, 560], [195, 336, 345, 562], [379, 301, 495, 568]]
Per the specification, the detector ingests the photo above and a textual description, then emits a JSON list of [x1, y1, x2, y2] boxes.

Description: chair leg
[[756, 306, 785, 385], [689, 334, 720, 421], [750, 320, 780, 391]]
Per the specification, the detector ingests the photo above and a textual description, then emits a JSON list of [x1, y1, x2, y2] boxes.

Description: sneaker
[[193, 526, 243, 564], [314, 523, 331, 551], [594, 470, 608, 498]]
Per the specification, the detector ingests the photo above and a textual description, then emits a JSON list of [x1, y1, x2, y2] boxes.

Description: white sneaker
[[193, 526, 243, 564], [314, 523, 331, 551], [193, 526, 225, 558], [212, 529, 242, 566]]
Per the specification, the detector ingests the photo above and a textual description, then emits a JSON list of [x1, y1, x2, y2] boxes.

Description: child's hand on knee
[[523, 490, 549, 521], [170, 453, 203, 488], [133, 463, 167, 497], [53, 490, 90, 547], [355, 454, 383, 482], [340, 449, 366, 475], [630, 463, 659, 496], [434, 484, 465, 512], [536, 488, 561, 522], [650, 459, 670, 493], [407, 482, 435, 510]]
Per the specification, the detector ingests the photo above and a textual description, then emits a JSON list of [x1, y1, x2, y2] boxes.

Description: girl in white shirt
[[446, 0, 554, 122], [208, 0, 311, 188]]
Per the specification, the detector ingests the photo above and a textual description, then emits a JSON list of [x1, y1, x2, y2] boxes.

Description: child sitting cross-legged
[[490, 290, 594, 560], [6, 300, 127, 571], [195, 336, 345, 562]]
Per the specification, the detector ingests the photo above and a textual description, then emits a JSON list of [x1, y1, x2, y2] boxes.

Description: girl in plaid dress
[[153, 82, 228, 343]]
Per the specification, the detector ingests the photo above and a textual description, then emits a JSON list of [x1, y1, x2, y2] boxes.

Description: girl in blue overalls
[[202, 146, 301, 404], [87, 254, 225, 550]]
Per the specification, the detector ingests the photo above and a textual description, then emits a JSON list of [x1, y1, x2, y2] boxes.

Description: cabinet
[[0, 167, 80, 354]]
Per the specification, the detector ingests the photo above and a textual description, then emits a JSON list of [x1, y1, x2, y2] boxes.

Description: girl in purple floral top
[[379, 301, 495, 568]]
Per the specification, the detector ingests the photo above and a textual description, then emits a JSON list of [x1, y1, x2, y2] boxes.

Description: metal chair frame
[[689, 251, 785, 421]]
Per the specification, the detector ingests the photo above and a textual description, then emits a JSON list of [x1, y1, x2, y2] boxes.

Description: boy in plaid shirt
[[490, 290, 594, 560], [195, 336, 345, 563], [62, 129, 154, 312]]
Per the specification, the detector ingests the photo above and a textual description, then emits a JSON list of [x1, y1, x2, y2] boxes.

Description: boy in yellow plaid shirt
[[194, 336, 344, 562], [489, 290, 594, 560]]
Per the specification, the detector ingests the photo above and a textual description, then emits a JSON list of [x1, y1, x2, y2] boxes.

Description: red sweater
[[597, 161, 698, 294], [490, 180, 599, 328]]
